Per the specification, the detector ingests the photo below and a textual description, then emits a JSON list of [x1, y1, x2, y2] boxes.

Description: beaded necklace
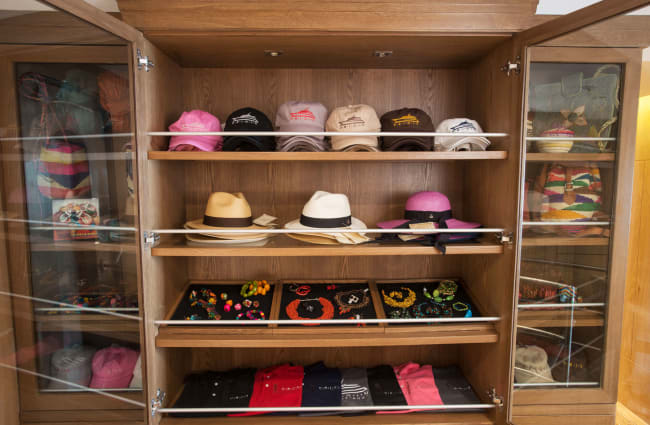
[[381, 287, 416, 309], [285, 297, 335, 325]]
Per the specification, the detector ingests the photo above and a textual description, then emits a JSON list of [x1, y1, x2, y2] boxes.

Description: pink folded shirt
[[378, 362, 443, 414]]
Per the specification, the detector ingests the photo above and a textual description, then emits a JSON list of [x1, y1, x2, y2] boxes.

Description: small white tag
[[253, 214, 277, 226], [408, 222, 436, 229], [399, 234, 423, 242]]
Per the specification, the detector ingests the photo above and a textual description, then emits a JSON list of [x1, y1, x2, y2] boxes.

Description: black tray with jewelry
[[278, 281, 377, 326], [169, 281, 274, 323], [376, 279, 479, 322]]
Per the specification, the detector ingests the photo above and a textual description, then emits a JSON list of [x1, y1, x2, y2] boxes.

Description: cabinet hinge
[[500, 56, 521, 76], [137, 48, 154, 72], [143, 231, 160, 248], [496, 231, 513, 245], [151, 388, 166, 417], [487, 387, 504, 407]]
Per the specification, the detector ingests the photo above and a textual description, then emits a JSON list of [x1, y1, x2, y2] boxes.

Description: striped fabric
[[541, 164, 602, 222], [38, 139, 91, 199]]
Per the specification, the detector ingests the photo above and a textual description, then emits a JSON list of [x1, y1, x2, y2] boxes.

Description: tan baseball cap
[[326, 104, 381, 151]]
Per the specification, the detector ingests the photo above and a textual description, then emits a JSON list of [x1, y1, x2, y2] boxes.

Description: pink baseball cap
[[168, 110, 223, 152], [89, 346, 139, 389]]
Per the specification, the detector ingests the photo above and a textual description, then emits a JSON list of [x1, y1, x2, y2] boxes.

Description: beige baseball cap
[[326, 104, 381, 151]]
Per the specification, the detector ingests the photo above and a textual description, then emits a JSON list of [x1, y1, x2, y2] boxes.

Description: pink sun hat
[[89, 346, 139, 389], [377, 191, 479, 230], [168, 110, 223, 151]]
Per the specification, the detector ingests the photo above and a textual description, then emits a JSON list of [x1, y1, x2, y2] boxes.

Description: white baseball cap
[[434, 118, 491, 152]]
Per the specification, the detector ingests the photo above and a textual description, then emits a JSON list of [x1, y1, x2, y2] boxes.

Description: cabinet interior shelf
[[521, 237, 610, 247], [517, 309, 604, 328], [33, 314, 141, 342], [156, 323, 498, 348], [151, 238, 504, 257], [526, 153, 615, 162], [30, 240, 136, 253], [147, 151, 508, 162], [160, 412, 493, 425]]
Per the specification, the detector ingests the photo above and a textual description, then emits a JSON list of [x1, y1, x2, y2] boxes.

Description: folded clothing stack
[[170, 363, 481, 417]]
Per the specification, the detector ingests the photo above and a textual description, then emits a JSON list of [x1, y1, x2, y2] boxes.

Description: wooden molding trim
[[40, 0, 141, 42], [514, 0, 650, 47]]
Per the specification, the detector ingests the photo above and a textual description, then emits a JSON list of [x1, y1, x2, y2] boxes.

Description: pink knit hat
[[168, 110, 222, 151], [89, 346, 139, 389]]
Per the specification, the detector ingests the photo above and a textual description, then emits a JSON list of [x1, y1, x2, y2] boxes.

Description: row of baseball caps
[[171, 362, 480, 417], [167, 103, 492, 152], [44, 345, 140, 390]]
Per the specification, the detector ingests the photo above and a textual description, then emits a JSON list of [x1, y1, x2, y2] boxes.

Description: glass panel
[[0, 1, 143, 421], [514, 5, 649, 399]]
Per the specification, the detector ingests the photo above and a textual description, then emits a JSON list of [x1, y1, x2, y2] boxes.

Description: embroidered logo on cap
[[450, 120, 477, 133], [290, 108, 316, 121], [392, 113, 419, 127], [232, 113, 259, 125], [339, 116, 365, 129]]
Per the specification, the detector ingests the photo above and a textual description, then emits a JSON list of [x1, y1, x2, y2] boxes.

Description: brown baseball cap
[[380, 108, 434, 151]]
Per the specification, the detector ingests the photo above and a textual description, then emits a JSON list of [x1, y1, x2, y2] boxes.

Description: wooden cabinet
[[0, 1, 647, 425]]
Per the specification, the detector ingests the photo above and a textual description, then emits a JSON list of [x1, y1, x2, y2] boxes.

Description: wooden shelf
[[148, 151, 508, 162], [522, 237, 610, 247], [34, 314, 141, 341], [161, 412, 493, 425], [31, 240, 136, 253], [517, 309, 604, 328], [526, 153, 615, 162], [151, 238, 504, 257], [156, 323, 498, 348]]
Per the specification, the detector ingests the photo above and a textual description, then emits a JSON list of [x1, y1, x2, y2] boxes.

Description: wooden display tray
[[156, 279, 498, 348], [517, 309, 604, 328], [151, 237, 504, 257], [148, 151, 508, 162], [159, 412, 493, 425]]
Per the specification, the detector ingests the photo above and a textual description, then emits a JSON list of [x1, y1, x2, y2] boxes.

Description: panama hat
[[185, 192, 274, 240], [285, 191, 368, 244]]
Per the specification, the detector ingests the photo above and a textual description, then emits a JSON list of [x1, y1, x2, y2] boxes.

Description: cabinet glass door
[[512, 6, 646, 410], [0, 1, 144, 422]]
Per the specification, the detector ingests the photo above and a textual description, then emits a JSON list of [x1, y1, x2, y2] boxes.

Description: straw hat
[[285, 191, 368, 245], [185, 192, 273, 240]]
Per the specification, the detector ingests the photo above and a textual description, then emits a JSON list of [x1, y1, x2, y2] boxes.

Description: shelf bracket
[[151, 388, 166, 417], [496, 231, 513, 245], [500, 56, 521, 76], [137, 48, 154, 72], [143, 231, 160, 248], [487, 387, 504, 408]]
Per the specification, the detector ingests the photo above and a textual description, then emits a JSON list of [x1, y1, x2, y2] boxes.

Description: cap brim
[[332, 136, 378, 151], [169, 135, 222, 152], [435, 136, 490, 152], [382, 137, 431, 151], [89, 374, 132, 389], [341, 144, 380, 152], [223, 136, 275, 151]]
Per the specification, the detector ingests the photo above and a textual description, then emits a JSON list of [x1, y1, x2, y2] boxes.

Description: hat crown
[[405, 191, 451, 212], [170, 110, 221, 133], [204, 192, 252, 219], [438, 118, 483, 134], [302, 191, 352, 219], [92, 347, 138, 378], [325, 104, 380, 132]]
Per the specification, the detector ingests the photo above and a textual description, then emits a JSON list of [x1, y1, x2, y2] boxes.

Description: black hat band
[[203, 215, 253, 227], [404, 209, 452, 223], [300, 214, 352, 228]]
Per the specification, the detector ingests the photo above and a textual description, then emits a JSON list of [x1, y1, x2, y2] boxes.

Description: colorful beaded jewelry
[[452, 301, 468, 312], [236, 310, 265, 320], [253, 300, 260, 308], [243, 299, 253, 308], [334, 289, 370, 314], [559, 286, 579, 303], [220, 293, 228, 300], [382, 287, 416, 309], [234, 303, 242, 311], [424, 280, 458, 302], [188, 288, 221, 320], [285, 297, 335, 325], [389, 308, 412, 319], [289, 283, 311, 296]]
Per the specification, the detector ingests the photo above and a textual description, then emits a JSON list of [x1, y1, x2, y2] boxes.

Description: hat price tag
[[253, 214, 277, 227], [408, 222, 436, 229], [398, 234, 423, 242]]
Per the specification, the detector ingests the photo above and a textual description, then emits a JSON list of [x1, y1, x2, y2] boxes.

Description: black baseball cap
[[380, 108, 434, 151], [367, 365, 407, 406], [223, 107, 276, 151]]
